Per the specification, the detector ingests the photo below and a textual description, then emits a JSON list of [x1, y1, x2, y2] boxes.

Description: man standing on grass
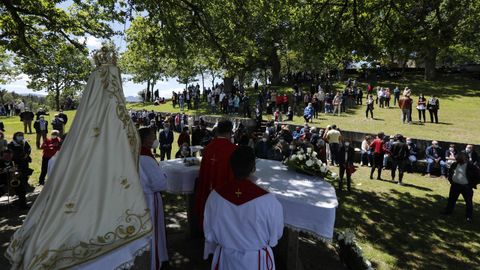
[[398, 89, 412, 124], [442, 152, 479, 223], [33, 115, 48, 149], [390, 134, 409, 185], [19, 108, 34, 134], [370, 132, 385, 180], [326, 125, 342, 166]]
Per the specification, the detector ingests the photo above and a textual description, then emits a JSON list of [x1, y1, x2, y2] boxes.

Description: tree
[[0, 46, 19, 84], [120, 17, 170, 102], [0, 0, 126, 55], [18, 36, 92, 110]]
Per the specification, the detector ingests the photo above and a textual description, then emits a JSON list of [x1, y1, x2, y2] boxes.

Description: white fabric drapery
[[6, 64, 151, 270]]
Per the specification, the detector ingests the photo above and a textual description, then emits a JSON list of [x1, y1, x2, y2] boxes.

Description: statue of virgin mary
[[5, 44, 152, 270]]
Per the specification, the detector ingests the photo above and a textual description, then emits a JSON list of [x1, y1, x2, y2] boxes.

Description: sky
[[0, 2, 191, 99]]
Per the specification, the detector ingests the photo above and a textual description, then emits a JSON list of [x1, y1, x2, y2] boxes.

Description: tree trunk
[[424, 47, 438, 81], [211, 71, 216, 88], [200, 70, 205, 91], [146, 80, 151, 102], [55, 87, 60, 111], [224, 77, 234, 93], [270, 48, 281, 85], [151, 80, 156, 101]]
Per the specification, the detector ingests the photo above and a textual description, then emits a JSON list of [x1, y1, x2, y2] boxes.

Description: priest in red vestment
[[195, 119, 237, 228]]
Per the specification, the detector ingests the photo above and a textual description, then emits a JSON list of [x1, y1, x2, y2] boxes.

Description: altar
[[161, 158, 338, 239], [160, 158, 338, 269]]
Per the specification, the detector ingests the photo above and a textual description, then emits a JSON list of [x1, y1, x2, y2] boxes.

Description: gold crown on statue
[[92, 42, 118, 66]]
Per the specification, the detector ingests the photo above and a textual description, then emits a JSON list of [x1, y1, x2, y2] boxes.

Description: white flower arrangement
[[284, 147, 336, 180]]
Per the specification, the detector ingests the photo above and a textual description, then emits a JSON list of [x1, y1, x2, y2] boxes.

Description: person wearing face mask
[[159, 123, 174, 161], [7, 132, 33, 209], [445, 144, 457, 169], [416, 93, 427, 123], [463, 145, 478, 167], [19, 108, 34, 134], [425, 140, 447, 178], [38, 130, 62, 185], [405, 138, 418, 173], [177, 126, 191, 148], [34, 115, 49, 148], [390, 134, 409, 185], [51, 114, 65, 136], [255, 133, 272, 159], [336, 140, 355, 191], [442, 152, 480, 223], [138, 127, 169, 269]]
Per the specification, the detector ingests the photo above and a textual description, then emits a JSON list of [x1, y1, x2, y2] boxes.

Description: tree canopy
[[1, 0, 480, 96]]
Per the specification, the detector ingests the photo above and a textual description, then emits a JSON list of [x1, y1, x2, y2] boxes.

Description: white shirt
[[139, 155, 169, 268], [327, 129, 341, 144], [452, 163, 468, 185], [361, 140, 370, 152], [204, 190, 284, 270]]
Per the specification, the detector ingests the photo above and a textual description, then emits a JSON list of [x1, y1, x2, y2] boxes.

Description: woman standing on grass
[[365, 94, 374, 119], [417, 93, 427, 122]]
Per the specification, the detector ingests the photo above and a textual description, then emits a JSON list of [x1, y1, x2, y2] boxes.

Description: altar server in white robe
[[139, 127, 169, 270], [204, 146, 284, 270]]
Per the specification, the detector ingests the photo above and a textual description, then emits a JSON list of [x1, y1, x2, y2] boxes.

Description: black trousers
[[445, 183, 473, 219], [39, 156, 51, 184], [391, 159, 406, 183], [339, 164, 352, 190], [365, 107, 373, 118], [429, 109, 438, 123], [329, 143, 339, 165], [160, 147, 172, 161], [418, 109, 426, 122], [370, 153, 383, 179]]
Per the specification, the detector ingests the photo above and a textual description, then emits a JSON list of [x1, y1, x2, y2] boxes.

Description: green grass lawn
[[129, 74, 480, 144], [2, 74, 479, 269], [328, 166, 480, 270]]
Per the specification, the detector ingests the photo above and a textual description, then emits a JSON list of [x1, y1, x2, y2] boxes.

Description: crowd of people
[[0, 108, 67, 209], [0, 104, 477, 269], [137, 117, 479, 269]]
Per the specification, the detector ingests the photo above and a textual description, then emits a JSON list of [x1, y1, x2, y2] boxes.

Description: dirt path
[[0, 192, 346, 270]]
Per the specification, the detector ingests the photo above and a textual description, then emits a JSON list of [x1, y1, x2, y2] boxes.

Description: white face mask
[[51, 135, 58, 139], [151, 139, 160, 149], [449, 147, 454, 152], [406, 141, 412, 144], [262, 138, 268, 142], [289, 145, 296, 150], [345, 142, 350, 147]]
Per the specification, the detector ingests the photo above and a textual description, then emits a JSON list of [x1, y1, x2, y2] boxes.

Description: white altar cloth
[[160, 159, 200, 194], [254, 159, 338, 239], [159, 158, 338, 239]]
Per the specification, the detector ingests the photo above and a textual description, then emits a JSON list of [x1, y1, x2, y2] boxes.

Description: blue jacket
[[426, 146, 444, 160], [303, 106, 313, 118]]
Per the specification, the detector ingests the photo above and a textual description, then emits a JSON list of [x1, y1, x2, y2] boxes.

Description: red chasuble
[[216, 179, 268, 206], [195, 137, 237, 228]]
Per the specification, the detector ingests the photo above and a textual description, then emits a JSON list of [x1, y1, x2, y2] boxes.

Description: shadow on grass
[[335, 187, 480, 269]]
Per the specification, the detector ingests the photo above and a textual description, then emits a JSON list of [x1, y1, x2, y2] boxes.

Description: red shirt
[[370, 138, 384, 154], [195, 137, 237, 228], [41, 138, 62, 158]]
